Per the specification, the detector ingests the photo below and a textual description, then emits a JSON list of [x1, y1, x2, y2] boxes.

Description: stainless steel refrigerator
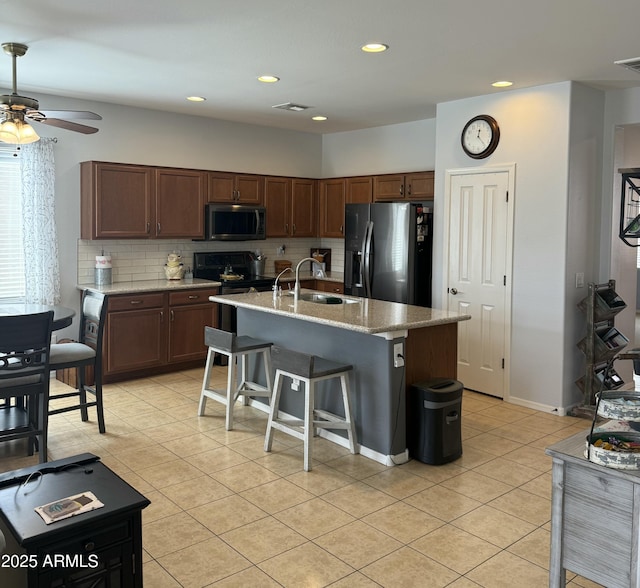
[[344, 202, 433, 306]]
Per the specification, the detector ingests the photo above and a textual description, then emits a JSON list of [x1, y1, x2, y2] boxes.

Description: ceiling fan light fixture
[[0, 113, 39, 144], [186, 96, 206, 102], [258, 75, 280, 83]]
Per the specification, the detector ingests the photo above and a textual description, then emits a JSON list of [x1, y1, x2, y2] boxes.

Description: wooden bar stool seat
[[198, 327, 273, 430], [264, 345, 358, 471]]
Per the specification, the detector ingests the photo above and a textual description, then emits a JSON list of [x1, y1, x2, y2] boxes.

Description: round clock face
[[461, 115, 500, 159]]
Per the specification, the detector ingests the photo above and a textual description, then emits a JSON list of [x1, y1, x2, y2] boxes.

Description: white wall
[[432, 82, 607, 412], [321, 119, 436, 177], [565, 83, 605, 405]]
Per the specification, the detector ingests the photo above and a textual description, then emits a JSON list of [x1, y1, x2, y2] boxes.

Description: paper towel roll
[[95, 255, 112, 269]]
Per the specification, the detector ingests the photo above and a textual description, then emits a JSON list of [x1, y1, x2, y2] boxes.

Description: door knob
[[450, 288, 458, 295]]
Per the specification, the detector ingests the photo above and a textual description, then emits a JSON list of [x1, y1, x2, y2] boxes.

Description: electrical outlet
[[393, 342, 404, 368], [291, 378, 300, 391], [575, 272, 585, 288]]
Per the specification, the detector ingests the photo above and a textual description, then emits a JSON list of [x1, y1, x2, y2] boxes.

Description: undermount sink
[[287, 292, 360, 305]]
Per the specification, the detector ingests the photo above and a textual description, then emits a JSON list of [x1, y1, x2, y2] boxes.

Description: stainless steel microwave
[[204, 204, 266, 241]]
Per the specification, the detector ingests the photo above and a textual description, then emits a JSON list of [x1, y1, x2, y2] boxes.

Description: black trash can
[[408, 378, 463, 465]]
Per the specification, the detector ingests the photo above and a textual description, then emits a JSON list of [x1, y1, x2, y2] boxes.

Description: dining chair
[[0, 311, 54, 463], [48, 290, 107, 433]]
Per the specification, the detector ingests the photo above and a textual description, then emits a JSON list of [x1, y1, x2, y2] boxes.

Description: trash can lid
[[411, 377, 463, 403]]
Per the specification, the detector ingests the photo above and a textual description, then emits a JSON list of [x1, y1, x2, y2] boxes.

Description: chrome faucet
[[294, 257, 317, 303], [273, 267, 292, 301]]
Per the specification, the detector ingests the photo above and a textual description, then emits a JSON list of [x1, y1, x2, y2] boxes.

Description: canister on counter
[[95, 254, 112, 285]]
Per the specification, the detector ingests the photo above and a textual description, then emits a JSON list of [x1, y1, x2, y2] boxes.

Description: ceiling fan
[[0, 42, 102, 144]]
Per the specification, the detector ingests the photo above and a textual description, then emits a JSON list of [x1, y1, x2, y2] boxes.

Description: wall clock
[[461, 114, 500, 159]]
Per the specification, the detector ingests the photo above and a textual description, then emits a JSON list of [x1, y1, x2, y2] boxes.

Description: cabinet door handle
[[340, 225, 344, 234], [407, 183, 412, 195], [160, 311, 164, 322], [400, 185, 404, 196], [146, 222, 150, 234], [157, 222, 161, 234], [170, 310, 175, 321], [285, 223, 289, 233], [292, 224, 296, 234], [130, 300, 143, 305], [188, 295, 199, 299]]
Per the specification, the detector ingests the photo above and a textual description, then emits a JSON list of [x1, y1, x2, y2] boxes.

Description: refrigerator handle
[[363, 220, 373, 298]]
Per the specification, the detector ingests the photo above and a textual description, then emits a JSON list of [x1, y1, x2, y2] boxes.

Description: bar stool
[[198, 327, 273, 430], [264, 346, 358, 471]]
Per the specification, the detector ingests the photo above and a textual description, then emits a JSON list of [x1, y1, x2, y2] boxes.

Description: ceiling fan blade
[[38, 110, 102, 120], [35, 118, 99, 134]]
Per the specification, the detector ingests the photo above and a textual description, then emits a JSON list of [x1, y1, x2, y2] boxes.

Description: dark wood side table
[[0, 453, 150, 587], [546, 431, 640, 588]]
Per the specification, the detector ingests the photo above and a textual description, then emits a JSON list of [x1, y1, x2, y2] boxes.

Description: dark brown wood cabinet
[[81, 162, 153, 239], [168, 290, 218, 363], [155, 168, 206, 238], [373, 171, 434, 201], [81, 162, 205, 239], [346, 176, 373, 203], [319, 178, 346, 237], [314, 280, 344, 294], [265, 176, 316, 238], [208, 171, 264, 204], [291, 178, 316, 237], [104, 288, 218, 381]]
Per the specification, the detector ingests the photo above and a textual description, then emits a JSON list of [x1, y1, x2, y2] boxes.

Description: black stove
[[193, 251, 274, 292], [193, 252, 275, 361]]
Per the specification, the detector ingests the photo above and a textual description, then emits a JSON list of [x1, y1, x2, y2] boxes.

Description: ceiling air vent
[[615, 57, 640, 74], [272, 102, 312, 112]]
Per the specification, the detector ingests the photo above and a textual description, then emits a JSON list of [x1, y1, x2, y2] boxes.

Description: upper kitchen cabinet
[[265, 176, 316, 238], [81, 162, 152, 239], [346, 176, 373, 204], [207, 171, 264, 204], [81, 162, 205, 240], [154, 168, 205, 238], [291, 178, 316, 237], [319, 178, 346, 238], [373, 171, 434, 201]]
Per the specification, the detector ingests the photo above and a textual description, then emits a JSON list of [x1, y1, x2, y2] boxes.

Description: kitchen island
[[209, 289, 470, 465]]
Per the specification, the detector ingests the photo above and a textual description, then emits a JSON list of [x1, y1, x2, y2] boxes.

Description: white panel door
[[448, 171, 509, 397]]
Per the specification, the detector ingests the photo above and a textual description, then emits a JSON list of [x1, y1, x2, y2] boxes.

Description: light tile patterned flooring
[[0, 368, 606, 587]]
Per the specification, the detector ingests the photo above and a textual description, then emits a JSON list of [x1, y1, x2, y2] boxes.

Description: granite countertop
[[209, 289, 470, 335], [262, 270, 344, 284], [79, 278, 221, 295]]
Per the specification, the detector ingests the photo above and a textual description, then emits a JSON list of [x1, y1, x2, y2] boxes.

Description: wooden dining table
[[0, 303, 75, 331]]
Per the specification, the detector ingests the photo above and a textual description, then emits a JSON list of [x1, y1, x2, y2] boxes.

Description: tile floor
[[0, 368, 606, 587]]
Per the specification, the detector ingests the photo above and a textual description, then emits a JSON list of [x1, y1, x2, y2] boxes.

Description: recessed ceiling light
[[312, 116, 327, 121], [361, 43, 389, 53], [492, 80, 513, 88], [258, 75, 280, 83], [186, 96, 206, 102]]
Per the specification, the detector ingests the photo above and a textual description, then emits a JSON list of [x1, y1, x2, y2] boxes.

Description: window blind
[[0, 145, 25, 299]]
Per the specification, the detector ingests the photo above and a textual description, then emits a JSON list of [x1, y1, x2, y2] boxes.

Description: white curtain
[[20, 138, 60, 304]]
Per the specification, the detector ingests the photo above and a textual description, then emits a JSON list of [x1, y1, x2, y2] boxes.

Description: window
[[0, 144, 25, 299]]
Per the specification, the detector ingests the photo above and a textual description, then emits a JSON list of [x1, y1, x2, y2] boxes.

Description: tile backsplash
[[77, 238, 345, 284]]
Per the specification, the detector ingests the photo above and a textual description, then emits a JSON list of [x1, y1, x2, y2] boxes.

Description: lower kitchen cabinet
[[314, 280, 344, 294], [104, 288, 218, 381], [168, 290, 218, 363]]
